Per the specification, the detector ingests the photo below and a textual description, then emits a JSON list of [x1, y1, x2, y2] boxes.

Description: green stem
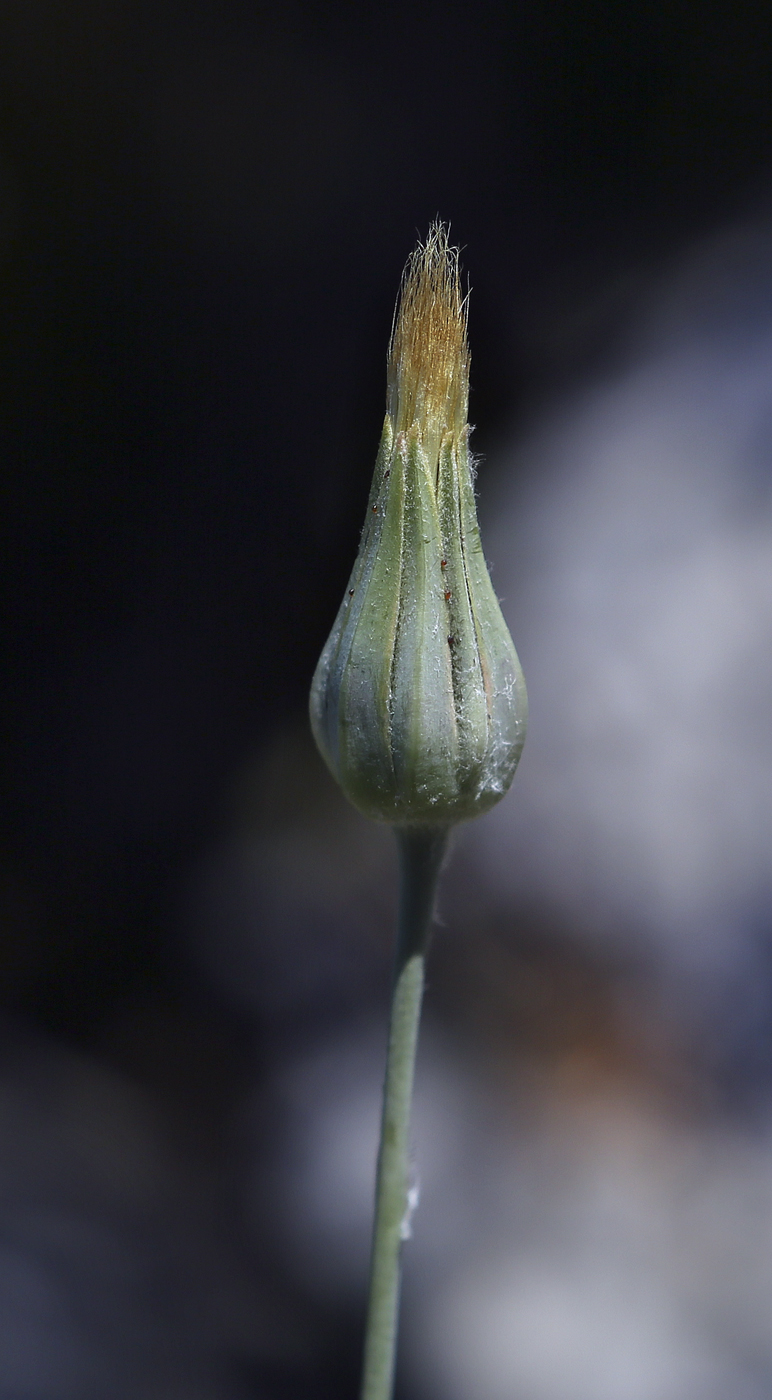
[[360, 824, 451, 1400]]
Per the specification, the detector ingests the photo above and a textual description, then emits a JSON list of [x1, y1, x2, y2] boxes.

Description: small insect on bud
[[310, 223, 527, 826]]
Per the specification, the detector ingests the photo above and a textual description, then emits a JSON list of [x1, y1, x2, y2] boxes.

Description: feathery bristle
[[387, 223, 470, 453]]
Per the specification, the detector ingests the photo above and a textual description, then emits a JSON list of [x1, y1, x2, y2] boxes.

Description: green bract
[[310, 412, 527, 826]]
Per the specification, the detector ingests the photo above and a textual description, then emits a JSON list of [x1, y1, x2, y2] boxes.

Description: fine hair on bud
[[387, 222, 470, 466]]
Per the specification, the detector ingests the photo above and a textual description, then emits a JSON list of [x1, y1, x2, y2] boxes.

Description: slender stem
[[360, 824, 451, 1400]]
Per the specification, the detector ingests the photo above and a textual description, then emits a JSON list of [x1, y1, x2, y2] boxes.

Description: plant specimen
[[310, 223, 527, 1400]]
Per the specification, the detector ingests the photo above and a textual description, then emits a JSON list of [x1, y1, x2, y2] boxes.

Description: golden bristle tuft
[[387, 222, 470, 454]]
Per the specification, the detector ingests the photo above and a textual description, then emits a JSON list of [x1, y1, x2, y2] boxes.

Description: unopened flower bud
[[310, 224, 527, 826]]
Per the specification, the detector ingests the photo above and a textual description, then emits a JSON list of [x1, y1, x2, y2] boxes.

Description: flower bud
[[310, 224, 527, 826]]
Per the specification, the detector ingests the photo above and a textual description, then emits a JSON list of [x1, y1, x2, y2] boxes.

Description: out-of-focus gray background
[[3, 3, 772, 1397]]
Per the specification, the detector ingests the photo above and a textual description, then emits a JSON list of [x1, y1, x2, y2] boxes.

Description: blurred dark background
[[3, 3, 772, 1397], [3, 0, 771, 1046]]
